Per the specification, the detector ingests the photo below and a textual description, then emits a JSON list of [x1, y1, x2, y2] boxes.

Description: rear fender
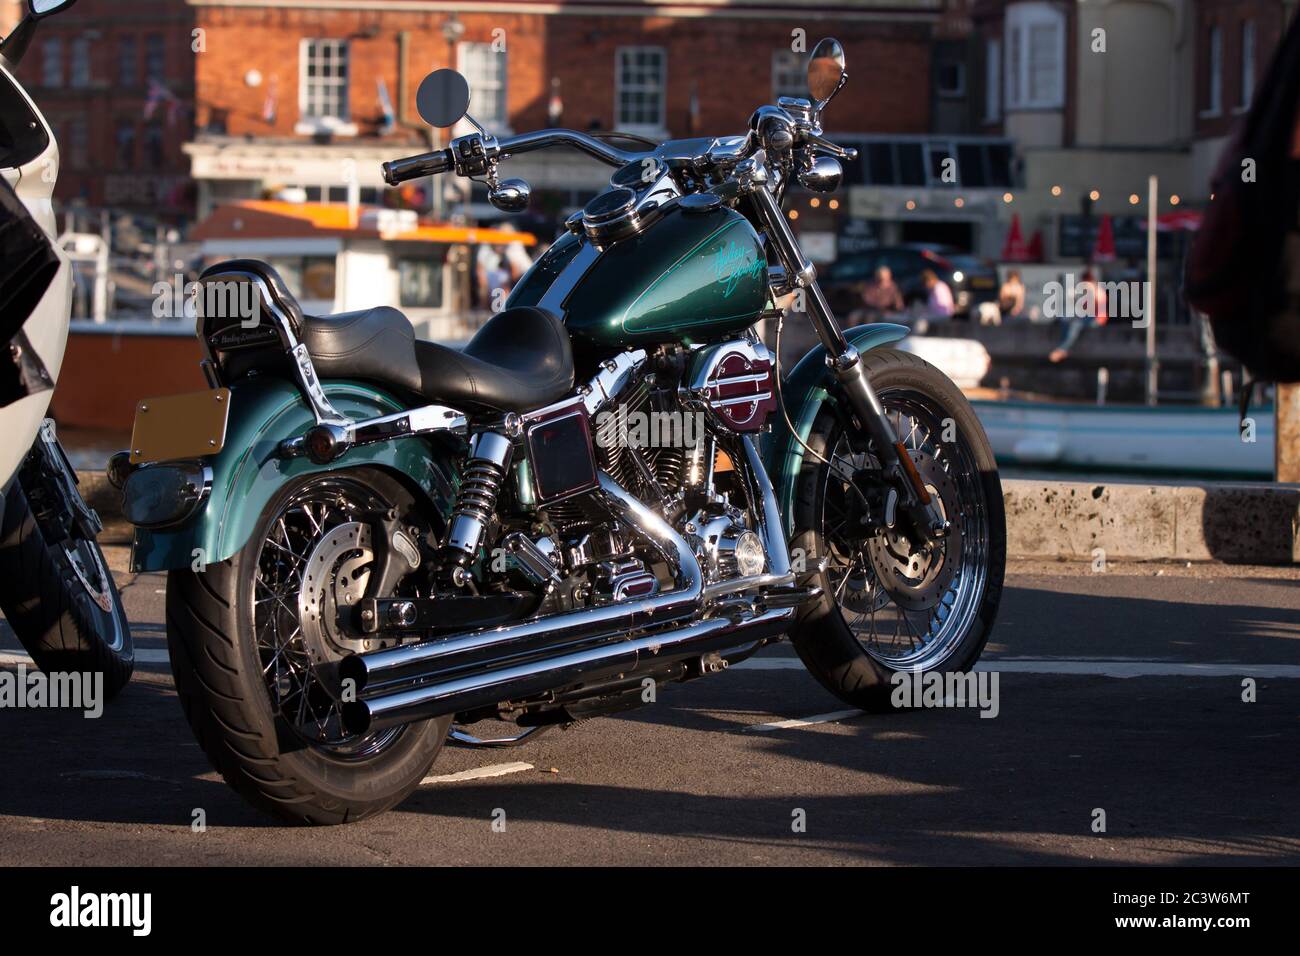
[[130, 378, 461, 572], [762, 322, 909, 538]]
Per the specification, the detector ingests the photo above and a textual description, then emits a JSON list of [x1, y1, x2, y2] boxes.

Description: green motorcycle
[[117, 39, 1004, 824]]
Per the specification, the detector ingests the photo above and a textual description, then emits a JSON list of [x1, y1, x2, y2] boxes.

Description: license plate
[[129, 388, 231, 465], [971, 277, 996, 288]]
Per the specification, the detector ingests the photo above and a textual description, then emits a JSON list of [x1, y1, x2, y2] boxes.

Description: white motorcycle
[[0, 0, 132, 697]]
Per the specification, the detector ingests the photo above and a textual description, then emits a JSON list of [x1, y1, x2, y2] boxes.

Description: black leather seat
[[202, 258, 574, 413], [302, 304, 574, 413]]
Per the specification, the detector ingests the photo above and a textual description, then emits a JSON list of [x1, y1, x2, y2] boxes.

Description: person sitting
[[1049, 268, 1108, 363], [859, 265, 905, 318], [921, 269, 954, 319], [999, 270, 1026, 319]]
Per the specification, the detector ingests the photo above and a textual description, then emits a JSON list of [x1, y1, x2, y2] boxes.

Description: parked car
[[823, 243, 999, 320]]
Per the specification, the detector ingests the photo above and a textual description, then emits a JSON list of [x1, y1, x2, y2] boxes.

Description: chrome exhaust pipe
[[342, 605, 794, 735], [339, 471, 702, 694]]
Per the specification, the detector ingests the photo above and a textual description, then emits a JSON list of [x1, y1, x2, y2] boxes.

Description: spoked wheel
[[789, 349, 1005, 711], [166, 468, 450, 824], [253, 479, 405, 756]]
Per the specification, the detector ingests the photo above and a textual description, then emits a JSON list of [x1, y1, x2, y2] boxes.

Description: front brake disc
[[866, 449, 962, 612]]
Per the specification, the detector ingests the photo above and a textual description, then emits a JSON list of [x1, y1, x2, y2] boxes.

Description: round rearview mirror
[[807, 37, 847, 109], [30, 0, 79, 17], [416, 69, 471, 129]]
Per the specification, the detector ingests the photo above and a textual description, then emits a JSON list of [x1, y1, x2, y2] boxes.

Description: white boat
[[971, 398, 1274, 479]]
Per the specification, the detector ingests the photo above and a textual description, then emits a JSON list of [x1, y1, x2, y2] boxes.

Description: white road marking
[[0, 649, 170, 666], [421, 761, 533, 785], [745, 708, 863, 732], [732, 657, 1300, 679]]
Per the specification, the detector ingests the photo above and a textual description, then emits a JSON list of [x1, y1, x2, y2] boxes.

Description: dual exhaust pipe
[[339, 464, 797, 736]]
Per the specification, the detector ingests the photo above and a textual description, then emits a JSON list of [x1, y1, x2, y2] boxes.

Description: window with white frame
[[984, 38, 1001, 122], [1004, 3, 1064, 110], [1204, 25, 1222, 116], [1239, 20, 1255, 110], [70, 37, 91, 88], [42, 38, 62, 87], [300, 39, 351, 130], [771, 49, 807, 101], [616, 47, 666, 134], [458, 43, 507, 132]]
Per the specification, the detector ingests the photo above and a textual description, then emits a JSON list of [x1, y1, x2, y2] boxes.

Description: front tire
[[166, 468, 449, 825], [788, 348, 1005, 712]]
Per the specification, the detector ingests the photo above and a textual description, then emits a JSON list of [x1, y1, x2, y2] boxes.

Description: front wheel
[[788, 348, 1005, 711]]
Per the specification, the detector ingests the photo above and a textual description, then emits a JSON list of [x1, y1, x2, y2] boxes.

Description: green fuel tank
[[508, 199, 769, 349]]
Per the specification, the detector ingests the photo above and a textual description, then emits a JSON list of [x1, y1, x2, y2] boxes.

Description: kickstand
[[446, 724, 552, 749]]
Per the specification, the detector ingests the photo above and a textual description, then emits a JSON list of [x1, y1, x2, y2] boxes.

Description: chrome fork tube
[[751, 182, 946, 539]]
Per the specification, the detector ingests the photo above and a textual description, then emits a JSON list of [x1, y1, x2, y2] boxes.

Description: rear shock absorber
[[444, 431, 514, 569]]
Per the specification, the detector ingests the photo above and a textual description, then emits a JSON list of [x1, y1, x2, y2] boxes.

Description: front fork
[[751, 183, 948, 542]]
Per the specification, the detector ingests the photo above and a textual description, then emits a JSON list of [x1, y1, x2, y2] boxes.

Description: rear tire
[[0, 482, 133, 698], [166, 468, 449, 825], [788, 348, 1005, 712]]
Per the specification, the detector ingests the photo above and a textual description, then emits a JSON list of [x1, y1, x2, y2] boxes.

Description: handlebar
[[380, 115, 853, 191], [382, 148, 453, 186], [496, 129, 650, 168]]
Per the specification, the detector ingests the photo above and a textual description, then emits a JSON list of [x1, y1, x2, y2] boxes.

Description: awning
[[191, 200, 537, 245]]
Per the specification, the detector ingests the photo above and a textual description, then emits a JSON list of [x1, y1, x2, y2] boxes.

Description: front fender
[[130, 378, 460, 572], [762, 322, 909, 538]]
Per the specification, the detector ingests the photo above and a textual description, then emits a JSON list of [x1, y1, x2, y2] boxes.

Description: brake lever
[[805, 132, 857, 161]]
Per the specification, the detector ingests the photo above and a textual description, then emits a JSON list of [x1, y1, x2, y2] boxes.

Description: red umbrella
[[1027, 230, 1044, 261], [1001, 213, 1030, 261], [1091, 214, 1117, 262], [1138, 210, 1202, 232]]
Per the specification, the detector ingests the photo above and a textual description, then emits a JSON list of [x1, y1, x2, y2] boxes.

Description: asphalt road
[[1, 551, 1297, 866]]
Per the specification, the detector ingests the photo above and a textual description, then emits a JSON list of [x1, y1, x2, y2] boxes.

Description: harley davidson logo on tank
[[713, 239, 766, 298]]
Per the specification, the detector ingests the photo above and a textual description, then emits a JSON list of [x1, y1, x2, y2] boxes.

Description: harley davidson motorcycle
[[118, 39, 1004, 823], [0, 0, 133, 698]]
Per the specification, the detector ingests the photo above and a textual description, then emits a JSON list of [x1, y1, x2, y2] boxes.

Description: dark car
[[822, 243, 999, 319]]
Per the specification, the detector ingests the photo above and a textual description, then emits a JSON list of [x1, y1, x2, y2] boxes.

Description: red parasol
[[1001, 213, 1031, 261], [1091, 214, 1117, 262]]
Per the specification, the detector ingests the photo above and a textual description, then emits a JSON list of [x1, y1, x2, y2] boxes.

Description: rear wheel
[[788, 348, 1005, 711], [166, 468, 449, 825]]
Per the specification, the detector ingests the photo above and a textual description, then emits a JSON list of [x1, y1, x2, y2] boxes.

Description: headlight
[[952, 270, 965, 283], [121, 463, 212, 528]]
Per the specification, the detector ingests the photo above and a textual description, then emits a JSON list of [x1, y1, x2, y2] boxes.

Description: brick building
[[16, 0, 197, 220], [180, 0, 944, 224], [1191, 0, 1291, 187]]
